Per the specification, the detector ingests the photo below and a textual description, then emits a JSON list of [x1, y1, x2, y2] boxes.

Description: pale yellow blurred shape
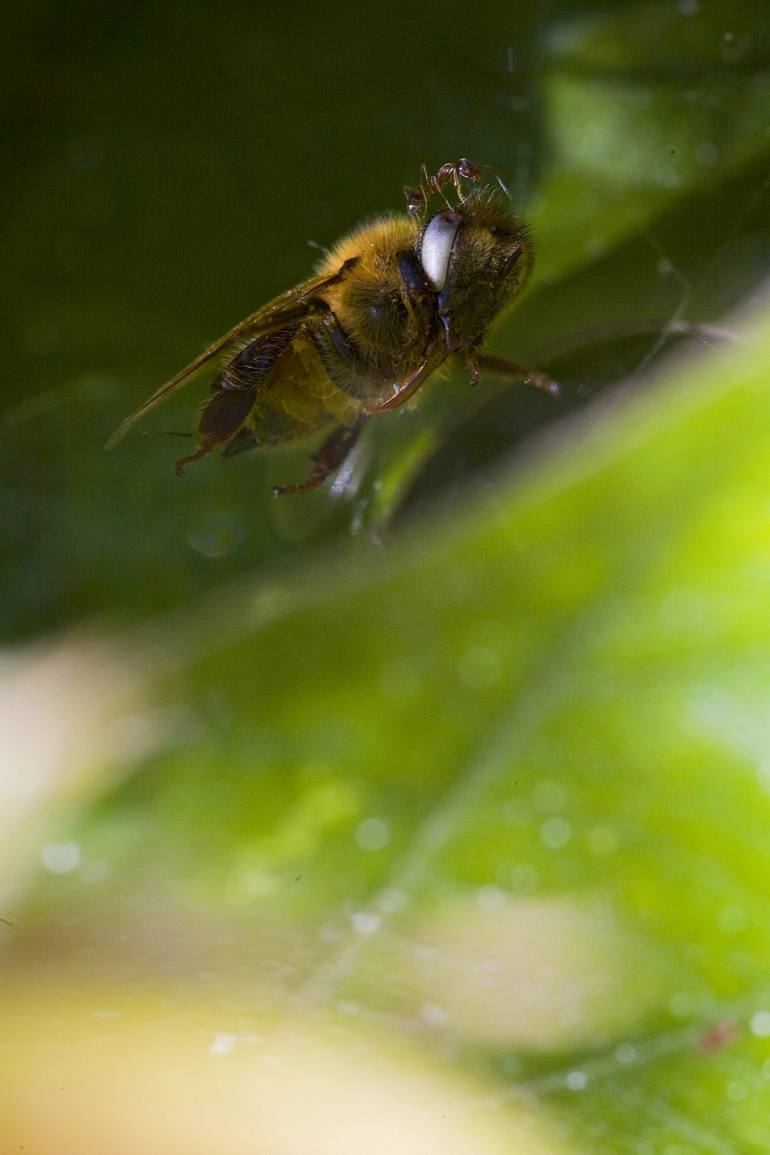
[[0, 988, 577, 1155], [0, 636, 155, 906], [406, 896, 659, 1049]]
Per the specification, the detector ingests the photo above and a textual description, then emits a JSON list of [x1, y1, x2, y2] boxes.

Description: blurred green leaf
[[6, 296, 770, 1152]]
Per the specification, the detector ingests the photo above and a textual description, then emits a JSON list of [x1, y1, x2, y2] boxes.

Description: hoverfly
[[107, 158, 554, 494]]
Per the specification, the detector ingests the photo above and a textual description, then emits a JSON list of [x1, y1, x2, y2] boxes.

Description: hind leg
[[175, 326, 297, 475], [175, 388, 258, 474], [273, 421, 364, 496]]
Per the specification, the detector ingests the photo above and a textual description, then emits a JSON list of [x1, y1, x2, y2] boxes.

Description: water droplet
[[566, 1070, 587, 1091], [352, 911, 382, 935], [476, 885, 506, 911], [751, 1011, 770, 1038], [187, 511, 244, 558], [41, 841, 81, 874], [615, 1041, 637, 1065], [420, 1002, 447, 1027], [695, 141, 719, 168], [540, 816, 572, 849], [209, 1033, 236, 1056], [355, 817, 390, 851]]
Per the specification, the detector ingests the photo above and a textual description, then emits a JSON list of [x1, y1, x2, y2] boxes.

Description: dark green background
[[5, 0, 768, 640]]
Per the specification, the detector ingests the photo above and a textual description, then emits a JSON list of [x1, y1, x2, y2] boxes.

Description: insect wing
[[105, 272, 339, 448]]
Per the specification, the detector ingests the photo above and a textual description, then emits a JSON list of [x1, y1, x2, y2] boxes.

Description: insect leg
[[404, 185, 427, 215], [175, 388, 257, 474], [273, 420, 364, 496], [363, 341, 447, 414], [175, 327, 296, 475], [474, 353, 560, 396]]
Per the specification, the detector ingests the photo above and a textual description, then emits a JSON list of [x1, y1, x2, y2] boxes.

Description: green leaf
[[5, 297, 770, 1152]]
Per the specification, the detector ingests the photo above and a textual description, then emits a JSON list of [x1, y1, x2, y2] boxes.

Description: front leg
[[473, 353, 560, 396], [363, 341, 447, 414], [273, 420, 364, 496]]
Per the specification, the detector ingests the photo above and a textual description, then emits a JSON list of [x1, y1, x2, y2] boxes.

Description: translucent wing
[[105, 269, 346, 448]]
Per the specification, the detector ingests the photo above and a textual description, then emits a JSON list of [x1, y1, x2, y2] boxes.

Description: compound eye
[[420, 211, 461, 290]]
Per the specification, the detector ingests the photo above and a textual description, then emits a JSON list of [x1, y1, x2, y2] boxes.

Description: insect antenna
[[306, 239, 331, 257], [490, 170, 511, 198], [475, 163, 510, 200]]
